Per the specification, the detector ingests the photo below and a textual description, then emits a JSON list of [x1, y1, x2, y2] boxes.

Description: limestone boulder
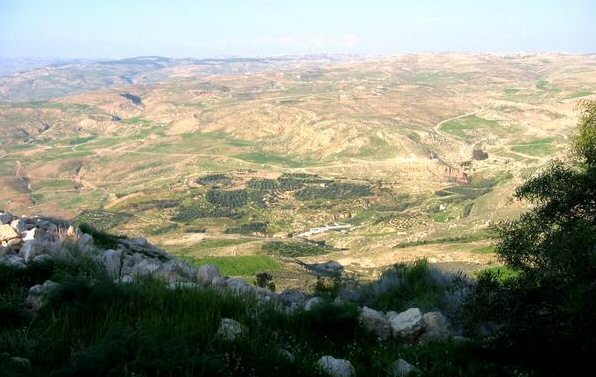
[[316, 356, 356, 377], [359, 306, 391, 341], [388, 308, 424, 340]]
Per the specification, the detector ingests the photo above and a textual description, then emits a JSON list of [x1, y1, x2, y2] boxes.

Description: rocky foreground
[[1, 211, 460, 377]]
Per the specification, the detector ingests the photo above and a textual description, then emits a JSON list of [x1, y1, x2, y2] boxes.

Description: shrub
[[464, 100, 596, 374], [349, 259, 465, 313]]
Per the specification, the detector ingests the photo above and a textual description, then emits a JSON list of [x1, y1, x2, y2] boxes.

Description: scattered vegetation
[[295, 182, 373, 201], [75, 210, 132, 230], [262, 241, 332, 257], [172, 205, 242, 222], [224, 222, 268, 235], [207, 189, 248, 208]]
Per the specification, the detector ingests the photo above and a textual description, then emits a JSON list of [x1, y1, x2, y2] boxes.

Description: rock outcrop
[[316, 356, 356, 377]]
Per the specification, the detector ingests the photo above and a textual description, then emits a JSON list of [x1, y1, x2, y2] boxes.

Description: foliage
[[0, 250, 513, 376], [295, 182, 373, 201], [465, 101, 596, 375], [351, 259, 465, 313], [207, 189, 248, 208], [255, 271, 276, 291], [171, 205, 242, 222], [574, 100, 596, 164], [74, 210, 132, 230], [247, 178, 278, 190], [224, 222, 268, 235], [262, 241, 332, 257]]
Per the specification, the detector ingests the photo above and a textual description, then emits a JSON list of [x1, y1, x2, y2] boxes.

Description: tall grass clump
[[347, 259, 468, 315]]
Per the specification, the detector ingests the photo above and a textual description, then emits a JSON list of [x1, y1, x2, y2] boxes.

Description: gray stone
[[10, 219, 30, 233], [0, 255, 26, 269], [388, 308, 424, 339], [10, 356, 31, 367], [33, 254, 53, 263], [0, 212, 14, 224], [316, 356, 356, 377], [389, 358, 419, 377], [19, 240, 46, 262], [419, 312, 451, 343], [102, 249, 122, 278], [26, 280, 60, 310], [227, 277, 251, 294], [278, 349, 295, 363], [77, 233, 94, 252], [197, 264, 220, 284], [217, 318, 245, 341], [279, 289, 307, 307], [359, 306, 391, 341], [305, 296, 324, 311]]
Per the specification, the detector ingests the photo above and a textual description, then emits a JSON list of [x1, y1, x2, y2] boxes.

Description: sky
[[0, 0, 594, 59]]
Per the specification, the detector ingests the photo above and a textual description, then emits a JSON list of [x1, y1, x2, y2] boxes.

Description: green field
[[191, 255, 281, 277], [511, 137, 556, 156], [440, 115, 502, 143]]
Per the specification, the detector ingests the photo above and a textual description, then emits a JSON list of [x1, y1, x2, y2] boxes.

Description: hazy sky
[[1, 0, 594, 58]]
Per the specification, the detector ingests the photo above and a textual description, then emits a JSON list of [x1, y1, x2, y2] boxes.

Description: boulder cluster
[[1, 211, 456, 377], [359, 306, 452, 344]]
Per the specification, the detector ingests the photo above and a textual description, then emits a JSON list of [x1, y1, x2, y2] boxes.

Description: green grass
[[32, 179, 74, 191], [192, 255, 281, 277], [354, 259, 463, 312], [511, 137, 556, 156], [0, 250, 514, 376], [471, 245, 496, 254], [175, 239, 252, 254], [475, 265, 520, 282], [440, 115, 502, 143]]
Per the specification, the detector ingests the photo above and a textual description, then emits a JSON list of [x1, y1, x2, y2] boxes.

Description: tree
[[465, 100, 596, 376]]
